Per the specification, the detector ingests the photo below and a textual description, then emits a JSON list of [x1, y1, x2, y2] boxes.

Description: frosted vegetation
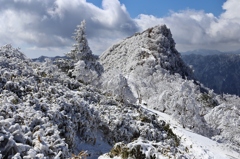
[[0, 21, 240, 159]]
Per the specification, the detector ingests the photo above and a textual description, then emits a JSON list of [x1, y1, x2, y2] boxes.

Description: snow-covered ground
[[99, 104, 240, 159], [142, 106, 240, 159], [1, 25, 240, 159]]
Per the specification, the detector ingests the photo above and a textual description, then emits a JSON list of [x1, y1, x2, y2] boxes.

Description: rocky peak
[[100, 25, 193, 79]]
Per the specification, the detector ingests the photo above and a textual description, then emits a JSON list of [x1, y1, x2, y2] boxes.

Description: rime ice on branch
[[66, 20, 96, 62]]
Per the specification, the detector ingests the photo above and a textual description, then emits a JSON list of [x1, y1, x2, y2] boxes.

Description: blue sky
[[88, 0, 226, 18], [0, 0, 239, 58]]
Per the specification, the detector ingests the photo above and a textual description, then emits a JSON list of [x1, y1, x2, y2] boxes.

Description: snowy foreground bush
[[0, 25, 240, 159]]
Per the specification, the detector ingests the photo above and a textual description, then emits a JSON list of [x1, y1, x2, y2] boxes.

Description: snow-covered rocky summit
[[100, 25, 211, 134], [100, 25, 192, 79], [100, 25, 240, 157]]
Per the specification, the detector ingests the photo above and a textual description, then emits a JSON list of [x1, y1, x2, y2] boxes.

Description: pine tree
[[66, 20, 95, 61], [64, 20, 103, 85]]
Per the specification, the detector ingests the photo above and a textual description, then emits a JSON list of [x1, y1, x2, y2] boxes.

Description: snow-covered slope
[[100, 25, 193, 79], [0, 44, 198, 159], [0, 45, 196, 158], [100, 25, 240, 157], [1, 25, 240, 159], [100, 25, 211, 136], [100, 105, 240, 159]]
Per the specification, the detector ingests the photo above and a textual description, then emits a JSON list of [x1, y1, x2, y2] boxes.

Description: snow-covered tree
[[66, 20, 95, 61], [63, 20, 103, 85], [102, 73, 137, 103]]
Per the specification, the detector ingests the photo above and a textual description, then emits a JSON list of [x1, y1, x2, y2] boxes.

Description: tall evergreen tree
[[64, 20, 103, 85], [66, 20, 95, 61]]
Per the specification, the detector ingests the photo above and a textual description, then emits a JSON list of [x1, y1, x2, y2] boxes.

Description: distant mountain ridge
[[182, 53, 240, 96], [181, 49, 240, 56], [32, 55, 68, 62]]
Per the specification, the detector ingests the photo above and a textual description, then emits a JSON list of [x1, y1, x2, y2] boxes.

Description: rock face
[[100, 25, 200, 118], [100, 27, 194, 139], [100, 25, 193, 79]]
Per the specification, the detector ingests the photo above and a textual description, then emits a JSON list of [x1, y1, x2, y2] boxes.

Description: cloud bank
[[0, 0, 137, 57], [135, 0, 240, 52], [0, 0, 240, 57]]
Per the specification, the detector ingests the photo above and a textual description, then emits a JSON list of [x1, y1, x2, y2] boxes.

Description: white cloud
[[0, 0, 240, 58], [135, 0, 240, 52], [0, 9, 38, 45], [221, 0, 240, 20], [0, 0, 137, 58]]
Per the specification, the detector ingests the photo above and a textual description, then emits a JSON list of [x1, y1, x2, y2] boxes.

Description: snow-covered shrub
[[204, 99, 240, 151], [0, 44, 27, 60], [71, 60, 98, 84], [109, 142, 146, 159], [102, 73, 137, 103], [54, 58, 74, 74]]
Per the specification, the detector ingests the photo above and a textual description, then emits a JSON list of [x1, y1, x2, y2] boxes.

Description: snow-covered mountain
[[181, 49, 225, 56], [181, 49, 240, 56], [182, 53, 240, 96], [32, 56, 68, 62], [0, 24, 240, 159], [100, 25, 240, 156]]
